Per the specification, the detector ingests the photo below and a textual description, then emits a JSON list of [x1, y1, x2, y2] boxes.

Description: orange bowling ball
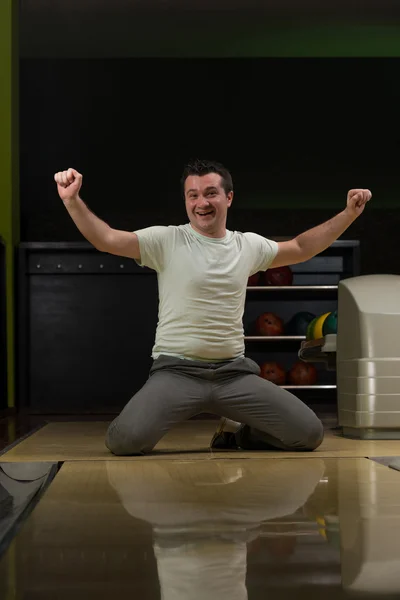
[[260, 361, 286, 385], [288, 361, 317, 385], [248, 272, 261, 286], [255, 312, 284, 336], [264, 266, 293, 286]]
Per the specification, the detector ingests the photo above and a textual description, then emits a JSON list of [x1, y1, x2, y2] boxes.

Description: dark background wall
[[19, 1, 400, 276], [15, 2, 400, 414], [20, 57, 400, 276], [18, 0, 400, 58]]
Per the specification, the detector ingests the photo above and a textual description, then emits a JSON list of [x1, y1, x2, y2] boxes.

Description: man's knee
[[300, 417, 324, 451], [105, 422, 154, 456]]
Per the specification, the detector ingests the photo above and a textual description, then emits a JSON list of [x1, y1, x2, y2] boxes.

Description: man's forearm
[[295, 208, 356, 259], [64, 196, 112, 250]]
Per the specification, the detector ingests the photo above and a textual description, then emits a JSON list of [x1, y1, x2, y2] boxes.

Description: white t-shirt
[[154, 540, 248, 600], [134, 223, 278, 361]]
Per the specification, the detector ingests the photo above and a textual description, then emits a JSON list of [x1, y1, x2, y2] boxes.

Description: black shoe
[[210, 418, 241, 450]]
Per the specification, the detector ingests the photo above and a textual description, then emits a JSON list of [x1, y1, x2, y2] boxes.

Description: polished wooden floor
[[1, 415, 400, 598], [3, 419, 400, 461]]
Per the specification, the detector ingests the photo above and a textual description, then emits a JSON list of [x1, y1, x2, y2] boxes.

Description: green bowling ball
[[323, 310, 338, 335]]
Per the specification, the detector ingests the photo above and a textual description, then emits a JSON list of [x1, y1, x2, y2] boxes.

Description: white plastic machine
[[299, 274, 400, 439]]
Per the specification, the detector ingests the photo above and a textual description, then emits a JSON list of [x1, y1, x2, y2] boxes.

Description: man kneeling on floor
[[54, 159, 372, 455]]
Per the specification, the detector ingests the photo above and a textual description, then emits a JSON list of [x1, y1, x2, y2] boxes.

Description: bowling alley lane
[[1, 457, 400, 599]]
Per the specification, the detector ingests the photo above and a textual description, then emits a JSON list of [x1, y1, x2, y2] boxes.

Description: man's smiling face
[[184, 172, 233, 238]]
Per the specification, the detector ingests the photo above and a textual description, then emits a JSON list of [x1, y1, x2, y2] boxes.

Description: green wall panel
[[0, 0, 19, 408]]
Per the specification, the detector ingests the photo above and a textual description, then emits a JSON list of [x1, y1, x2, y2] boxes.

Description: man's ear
[[227, 191, 234, 207]]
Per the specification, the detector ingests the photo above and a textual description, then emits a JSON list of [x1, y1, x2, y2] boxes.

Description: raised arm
[[270, 188, 372, 268], [54, 168, 140, 260]]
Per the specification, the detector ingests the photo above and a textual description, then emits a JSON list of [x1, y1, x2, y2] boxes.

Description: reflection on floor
[[1, 416, 400, 598], [2, 455, 400, 598]]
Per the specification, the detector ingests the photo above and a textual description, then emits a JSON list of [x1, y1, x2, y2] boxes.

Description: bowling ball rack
[[243, 240, 359, 411], [298, 334, 337, 371]]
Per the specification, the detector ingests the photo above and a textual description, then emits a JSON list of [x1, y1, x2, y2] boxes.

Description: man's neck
[[189, 223, 227, 239]]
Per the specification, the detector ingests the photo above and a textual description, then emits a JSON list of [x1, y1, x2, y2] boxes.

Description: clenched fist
[[346, 188, 372, 218], [54, 168, 83, 203]]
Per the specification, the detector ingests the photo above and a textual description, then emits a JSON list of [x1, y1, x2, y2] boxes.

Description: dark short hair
[[181, 159, 233, 196]]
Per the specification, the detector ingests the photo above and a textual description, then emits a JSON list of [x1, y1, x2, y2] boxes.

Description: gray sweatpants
[[105, 355, 324, 455]]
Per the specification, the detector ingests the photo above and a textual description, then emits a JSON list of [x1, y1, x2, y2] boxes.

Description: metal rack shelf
[[246, 286, 338, 291], [245, 336, 305, 341], [282, 385, 336, 390]]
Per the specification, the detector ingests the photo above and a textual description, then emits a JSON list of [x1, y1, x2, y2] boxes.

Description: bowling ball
[[288, 361, 317, 385], [255, 312, 284, 336], [306, 316, 319, 341], [248, 272, 261, 286], [264, 524, 297, 560], [323, 309, 338, 335], [260, 361, 286, 385], [285, 311, 316, 336], [313, 312, 331, 339], [264, 266, 293, 286]]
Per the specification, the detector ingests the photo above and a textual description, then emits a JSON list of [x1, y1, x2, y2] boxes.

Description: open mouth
[[197, 210, 214, 217]]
